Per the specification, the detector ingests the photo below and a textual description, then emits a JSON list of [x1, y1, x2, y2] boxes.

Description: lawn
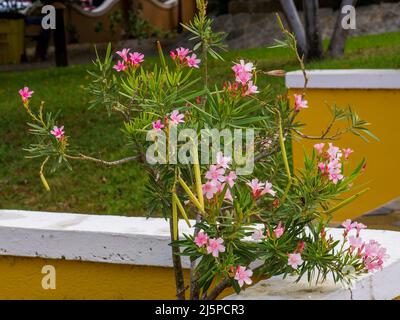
[[1, 31, 400, 216]]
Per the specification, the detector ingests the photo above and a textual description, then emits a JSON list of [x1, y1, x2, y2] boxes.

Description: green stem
[[324, 188, 370, 215]]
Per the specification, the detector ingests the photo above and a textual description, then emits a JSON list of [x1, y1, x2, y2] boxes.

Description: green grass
[[1, 31, 399, 216]]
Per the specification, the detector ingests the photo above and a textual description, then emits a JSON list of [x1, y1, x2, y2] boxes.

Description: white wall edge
[[0, 209, 194, 268], [286, 69, 400, 89], [1, 209, 399, 299]]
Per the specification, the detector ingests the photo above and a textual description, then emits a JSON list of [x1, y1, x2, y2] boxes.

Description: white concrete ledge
[[0, 210, 193, 268], [286, 69, 400, 89], [0, 210, 399, 299]]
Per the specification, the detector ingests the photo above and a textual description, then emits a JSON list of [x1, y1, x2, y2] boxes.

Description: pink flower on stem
[[294, 94, 308, 111], [222, 170, 237, 188], [288, 253, 304, 269], [349, 236, 363, 250], [216, 152, 231, 169], [363, 240, 389, 272], [207, 238, 225, 257], [252, 229, 264, 241], [235, 71, 252, 85], [327, 143, 342, 160], [50, 126, 65, 140], [328, 169, 344, 184], [202, 181, 219, 200], [205, 165, 225, 182], [247, 179, 276, 199], [341, 219, 357, 233], [19, 87, 34, 103], [314, 143, 325, 154], [169, 50, 176, 60], [245, 81, 259, 95], [152, 120, 164, 131], [116, 48, 130, 62], [176, 47, 190, 61], [355, 222, 367, 236], [232, 60, 254, 75], [128, 52, 144, 66], [194, 231, 209, 247], [113, 60, 127, 72], [186, 53, 201, 68], [273, 222, 285, 239], [169, 110, 185, 125], [234, 266, 253, 287], [343, 148, 354, 160]]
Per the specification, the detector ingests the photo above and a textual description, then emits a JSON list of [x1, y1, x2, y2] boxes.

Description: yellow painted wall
[[290, 88, 400, 222], [0, 255, 233, 300]]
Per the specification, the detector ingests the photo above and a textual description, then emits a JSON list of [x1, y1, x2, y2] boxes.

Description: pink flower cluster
[[50, 125, 65, 140], [19, 87, 34, 104], [151, 110, 185, 131], [194, 231, 226, 257], [314, 143, 353, 184], [341, 219, 389, 272], [246, 178, 276, 199], [229, 60, 258, 96], [202, 152, 237, 201], [170, 47, 201, 68], [113, 48, 144, 72]]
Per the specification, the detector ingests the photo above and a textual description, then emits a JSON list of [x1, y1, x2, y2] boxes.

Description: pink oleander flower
[[207, 238, 225, 257], [19, 87, 34, 103], [234, 266, 253, 287], [222, 170, 237, 188], [318, 162, 326, 173], [186, 53, 201, 68], [363, 240, 389, 272], [113, 60, 127, 72], [294, 94, 308, 111], [327, 143, 342, 160], [202, 181, 219, 200], [342, 219, 357, 233], [224, 188, 233, 202], [288, 253, 303, 269], [205, 165, 225, 182], [245, 81, 259, 95], [343, 148, 354, 160], [355, 222, 367, 236], [152, 120, 164, 131], [328, 170, 344, 184], [247, 179, 276, 198], [128, 52, 144, 66], [349, 236, 363, 249], [252, 229, 264, 241], [274, 222, 285, 239], [247, 179, 264, 197], [314, 143, 325, 154], [176, 47, 190, 60], [169, 50, 176, 60], [235, 71, 252, 85], [194, 231, 209, 247], [232, 60, 254, 75], [216, 152, 231, 169], [116, 48, 130, 62], [50, 125, 65, 140], [169, 110, 185, 125]]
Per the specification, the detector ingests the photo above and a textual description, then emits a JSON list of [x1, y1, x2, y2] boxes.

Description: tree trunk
[[278, 0, 307, 57], [303, 0, 323, 61], [169, 218, 186, 300], [328, 0, 358, 58]]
